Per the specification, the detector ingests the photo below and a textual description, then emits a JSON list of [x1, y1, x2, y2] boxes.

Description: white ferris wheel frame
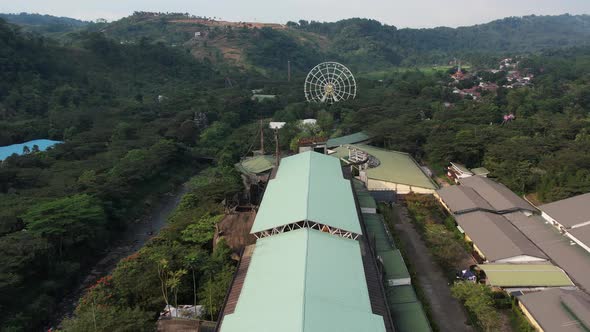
[[304, 62, 357, 104]]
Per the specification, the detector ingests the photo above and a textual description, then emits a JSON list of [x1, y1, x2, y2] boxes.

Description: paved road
[[393, 205, 474, 332]]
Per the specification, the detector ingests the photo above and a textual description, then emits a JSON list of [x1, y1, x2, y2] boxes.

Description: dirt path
[[435, 176, 451, 188], [393, 204, 474, 332]]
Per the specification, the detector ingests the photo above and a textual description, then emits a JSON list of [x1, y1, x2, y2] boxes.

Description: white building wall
[[494, 255, 547, 264], [366, 178, 435, 195]]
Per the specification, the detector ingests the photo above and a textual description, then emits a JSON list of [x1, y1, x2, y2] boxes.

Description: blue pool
[[0, 139, 63, 160]]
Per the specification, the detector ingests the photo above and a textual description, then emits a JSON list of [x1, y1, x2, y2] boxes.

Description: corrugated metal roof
[[390, 302, 432, 332], [455, 211, 547, 262], [505, 212, 590, 293], [437, 185, 495, 214], [450, 162, 472, 175], [358, 145, 437, 190], [459, 176, 535, 213], [235, 155, 275, 175], [251, 151, 362, 234], [335, 144, 437, 190], [518, 289, 590, 332], [220, 228, 387, 332], [569, 226, 590, 248], [478, 263, 573, 287], [327, 132, 371, 148], [540, 193, 590, 228], [470, 167, 489, 176], [358, 191, 378, 209], [386, 286, 432, 332]]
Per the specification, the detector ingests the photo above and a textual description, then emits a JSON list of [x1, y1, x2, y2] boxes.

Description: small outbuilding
[[477, 263, 573, 289]]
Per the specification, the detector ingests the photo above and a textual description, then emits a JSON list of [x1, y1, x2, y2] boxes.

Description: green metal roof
[[386, 285, 431, 332], [353, 179, 368, 192], [471, 167, 490, 176], [363, 214, 395, 252], [358, 192, 377, 209], [235, 155, 275, 175], [327, 132, 371, 148], [330, 146, 352, 159], [380, 249, 411, 281], [251, 151, 362, 234], [390, 301, 432, 332], [362, 214, 409, 280], [386, 285, 418, 304], [478, 263, 574, 287], [336, 144, 438, 190], [220, 228, 387, 332]]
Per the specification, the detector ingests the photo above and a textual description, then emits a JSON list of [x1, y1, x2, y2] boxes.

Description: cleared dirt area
[[170, 19, 285, 30], [214, 211, 257, 251]]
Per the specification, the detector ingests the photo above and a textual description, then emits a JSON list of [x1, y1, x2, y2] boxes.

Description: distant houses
[[447, 57, 533, 101]]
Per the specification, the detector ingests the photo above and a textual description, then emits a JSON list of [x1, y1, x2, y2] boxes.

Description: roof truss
[[253, 220, 360, 240]]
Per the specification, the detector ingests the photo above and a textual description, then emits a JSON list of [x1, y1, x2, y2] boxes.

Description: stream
[[49, 183, 189, 329]]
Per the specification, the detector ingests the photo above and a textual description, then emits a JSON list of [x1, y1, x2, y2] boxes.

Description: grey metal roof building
[[569, 226, 590, 252], [505, 212, 590, 292], [458, 176, 536, 214], [518, 288, 590, 331], [455, 211, 547, 263], [436, 185, 495, 214], [536, 193, 590, 254], [539, 193, 590, 229]]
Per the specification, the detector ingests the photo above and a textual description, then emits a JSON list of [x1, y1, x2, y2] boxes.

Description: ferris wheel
[[304, 62, 356, 104]]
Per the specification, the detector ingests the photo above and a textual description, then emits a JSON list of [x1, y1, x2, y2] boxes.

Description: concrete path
[[393, 205, 474, 332]]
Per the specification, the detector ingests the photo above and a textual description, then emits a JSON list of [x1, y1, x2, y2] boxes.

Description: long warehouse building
[[217, 151, 393, 332]]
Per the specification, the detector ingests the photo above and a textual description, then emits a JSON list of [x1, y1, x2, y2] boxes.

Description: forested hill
[[292, 14, 590, 67], [0, 17, 273, 331], [0, 13, 90, 34], [101, 13, 590, 71], [4, 12, 590, 72]]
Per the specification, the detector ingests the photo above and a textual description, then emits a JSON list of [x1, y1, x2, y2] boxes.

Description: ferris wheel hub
[[304, 62, 356, 104]]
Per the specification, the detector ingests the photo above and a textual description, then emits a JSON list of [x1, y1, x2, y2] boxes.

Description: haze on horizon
[[1, 0, 590, 28]]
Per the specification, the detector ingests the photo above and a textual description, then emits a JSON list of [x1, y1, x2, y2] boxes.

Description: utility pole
[[287, 60, 291, 82], [260, 119, 264, 154]]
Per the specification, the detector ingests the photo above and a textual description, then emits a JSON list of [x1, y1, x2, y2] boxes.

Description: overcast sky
[[2, 0, 590, 28]]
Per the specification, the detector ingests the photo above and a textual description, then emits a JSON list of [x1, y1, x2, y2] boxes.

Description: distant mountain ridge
[[3, 12, 590, 72], [0, 12, 89, 26], [0, 13, 90, 35]]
